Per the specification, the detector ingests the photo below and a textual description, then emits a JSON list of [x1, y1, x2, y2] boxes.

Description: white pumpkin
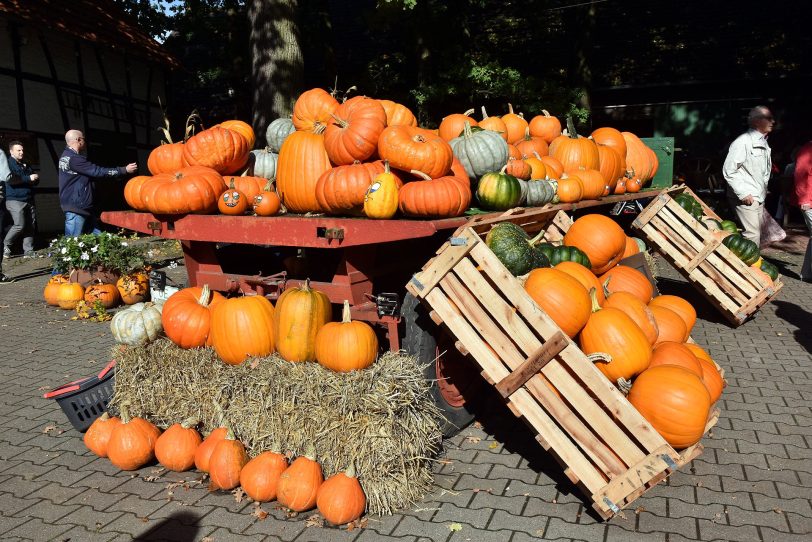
[[265, 117, 295, 153], [110, 302, 163, 346], [250, 148, 279, 180]]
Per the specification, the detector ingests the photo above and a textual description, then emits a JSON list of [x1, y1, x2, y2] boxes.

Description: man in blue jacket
[[4, 141, 38, 259], [58, 130, 137, 236]]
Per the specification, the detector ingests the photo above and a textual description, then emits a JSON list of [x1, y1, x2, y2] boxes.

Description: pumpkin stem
[[463, 121, 473, 138], [382, 160, 391, 174], [301, 278, 312, 292], [329, 113, 349, 129], [409, 170, 432, 181], [523, 126, 531, 141], [616, 377, 633, 396], [601, 277, 611, 299], [262, 179, 274, 192], [345, 462, 357, 479], [588, 287, 601, 313], [341, 300, 352, 323], [463, 108, 475, 117], [99, 412, 110, 421], [481, 106, 489, 120], [119, 402, 131, 424], [303, 443, 317, 461], [499, 164, 508, 174], [224, 427, 236, 441], [528, 230, 546, 246], [542, 109, 551, 117], [197, 284, 212, 306], [181, 417, 199, 429], [587, 352, 613, 364], [312, 123, 327, 136], [507, 103, 515, 115], [566, 116, 578, 139]]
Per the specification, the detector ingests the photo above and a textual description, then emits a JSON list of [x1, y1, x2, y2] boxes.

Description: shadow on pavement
[[133, 511, 202, 541], [772, 300, 812, 353]]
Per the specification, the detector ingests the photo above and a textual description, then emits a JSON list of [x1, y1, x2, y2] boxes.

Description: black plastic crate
[[44, 361, 116, 432]]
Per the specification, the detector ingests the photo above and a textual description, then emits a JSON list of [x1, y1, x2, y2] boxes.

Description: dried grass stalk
[[109, 340, 442, 515]]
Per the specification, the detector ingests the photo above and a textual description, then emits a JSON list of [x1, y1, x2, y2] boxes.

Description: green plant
[[49, 232, 147, 275]]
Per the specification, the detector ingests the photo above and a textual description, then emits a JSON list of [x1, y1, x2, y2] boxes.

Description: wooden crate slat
[[495, 333, 568, 398], [409, 236, 475, 297], [596, 444, 679, 506], [470, 242, 670, 455], [437, 271, 628, 477], [423, 287, 609, 492], [451, 257, 648, 468], [684, 236, 721, 273], [635, 192, 672, 226]]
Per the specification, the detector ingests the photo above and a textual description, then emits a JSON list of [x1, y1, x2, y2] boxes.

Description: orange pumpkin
[[528, 110, 562, 144], [315, 300, 378, 372], [194, 426, 228, 473], [378, 125, 453, 179], [57, 282, 86, 310], [623, 132, 658, 184], [106, 404, 161, 471], [596, 144, 625, 191], [123, 175, 151, 210], [580, 298, 652, 382], [138, 166, 226, 215], [648, 305, 688, 346], [556, 176, 583, 203], [523, 268, 591, 338], [649, 295, 696, 341], [539, 155, 564, 179], [501, 103, 529, 145], [554, 261, 604, 306], [549, 118, 600, 172], [154, 417, 202, 472], [218, 119, 256, 149], [398, 168, 471, 219], [253, 181, 283, 216], [292, 88, 339, 132], [505, 157, 531, 180], [648, 342, 703, 376], [507, 144, 522, 160], [600, 265, 654, 304], [697, 357, 725, 403], [147, 143, 185, 175], [277, 446, 324, 512], [217, 182, 249, 215], [116, 273, 150, 305], [162, 285, 225, 349], [590, 127, 627, 158], [479, 106, 507, 140], [274, 279, 331, 363], [315, 161, 390, 215], [209, 296, 276, 365], [563, 214, 626, 274], [438, 108, 478, 141], [209, 429, 249, 490], [44, 274, 69, 306], [566, 169, 605, 200], [84, 412, 122, 458], [524, 155, 548, 180], [684, 343, 713, 363], [628, 366, 711, 449], [324, 96, 387, 165], [603, 291, 659, 345], [225, 175, 266, 203], [316, 464, 367, 526], [240, 448, 289, 502], [182, 126, 251, 175], [83, 280, 121, 309], [622, 236, 640, 259], [276, 128, 332, 213], [515, 127, 549, 159], [379, 99, 417, 127]]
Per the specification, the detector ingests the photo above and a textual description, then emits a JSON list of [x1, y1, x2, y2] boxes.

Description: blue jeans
[[64, 212, 100, 237]]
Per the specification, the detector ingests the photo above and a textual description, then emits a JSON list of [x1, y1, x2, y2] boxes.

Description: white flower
[[81, 252, 90, 261], [63, 256, 71, 262], [78, 242, 85, 248], [121, 242, 128, 247], [61, 247, 68, 254], [91, 246, 98, 253], [49, 239, 56, 246], [169, 261, 178, 269]]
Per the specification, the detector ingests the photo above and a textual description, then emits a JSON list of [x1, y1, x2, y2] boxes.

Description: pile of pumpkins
[[43, 273, 150, 311], [83, 404, 365, 526], [488, 213, 724, 450], [110, 280, 379, 374], [123, 89, 659, 220]]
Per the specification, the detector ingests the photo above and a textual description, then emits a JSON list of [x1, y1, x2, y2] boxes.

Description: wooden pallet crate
[[632, 185, 782, 326], [407, 208, 718, 519]]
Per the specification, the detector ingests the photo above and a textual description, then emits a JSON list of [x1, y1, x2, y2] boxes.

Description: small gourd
[[277, 444, 324, 512], [363, 161, 399, 219], [218, 179, 249, 215], [106, 403, 161, 471], [316, 463, 367, 525], [315, 300, 378, 372], [110, 302, 163, 346], [208, 428, 248, 490], [253, 180, 282, 216], [154, 417, 202, 472], [84, 412, 122, 458], [239, 443, 289, 502]]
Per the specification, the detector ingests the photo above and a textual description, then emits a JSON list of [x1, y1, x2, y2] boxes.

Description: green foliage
[[49, 233, 147, 275]]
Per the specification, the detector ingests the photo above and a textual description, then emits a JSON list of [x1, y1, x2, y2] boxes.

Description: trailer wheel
[[401, 293, 477, 437]]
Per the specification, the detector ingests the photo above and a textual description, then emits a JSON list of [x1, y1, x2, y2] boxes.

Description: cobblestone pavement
[[0, 245, 810, 542]]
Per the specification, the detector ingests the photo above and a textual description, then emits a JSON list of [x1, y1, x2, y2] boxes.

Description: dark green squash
[[759, 260, 779, 281], [477, 171, 522, 211], [720, 220, 738, 233], [485, 223, 535, 276], [536, 243, 592, 269], [674, 193, 702, 220], [722, 233, 760, 265]]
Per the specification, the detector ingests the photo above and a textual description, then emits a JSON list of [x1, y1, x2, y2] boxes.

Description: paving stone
[[760, 527, 812, 542], [720, 477, 779, 498], [392, 515, 464, 540], [240, 513, 306, 541], [453, 473, 507, 494], [667, 499, 725, 521], [752, 494, 812, 516], [0, 475, 50, 499], [488, 508, 560, 533], [605, 524, 666, 542], [2, 518, 73, 541], [775, 481, 812, 501], [359, 513, 403, 537], [636, 512, 697, 539], [725, 505, 791, 532], [11, 498, 80, 523], [542, 517, 607, 541], [54, 525, 118, 542], [0, 494, 40, 517], [469, 490, 525, 516], [432, 502, 492, 530], [104, 493, 170, 517], [353, 530, 416, 542], [785, 511, 812, 534], [65, 488, 127, 512], [696, 518, 761, 541], [59, 506, 123, 531]]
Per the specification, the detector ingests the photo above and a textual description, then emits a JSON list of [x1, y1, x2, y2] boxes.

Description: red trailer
[[101, 190, 660, 436]]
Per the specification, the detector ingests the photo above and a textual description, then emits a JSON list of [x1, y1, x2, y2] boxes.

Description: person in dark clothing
[[58, 129, 137, 236], [4, 141, 38, 259], [0, 149, 14, 282]]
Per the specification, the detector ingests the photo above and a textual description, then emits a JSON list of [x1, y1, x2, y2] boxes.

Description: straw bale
[[109, 340, 442, 514]]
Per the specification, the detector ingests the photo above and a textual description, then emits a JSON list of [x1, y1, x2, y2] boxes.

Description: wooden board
[[632, 185, 782, 326], [408, 209, 717, 519]]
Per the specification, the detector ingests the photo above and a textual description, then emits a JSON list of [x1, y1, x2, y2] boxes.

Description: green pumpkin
[[674, 193, 702, 220], [720, 220, 738, 233], [759, 260, 779, 281], [477, 171, 522, 211], [532, 247, 551, 269], [486, 223, 535, 276], [536, 243, 592, 269], [722, 233, 760, 265], [450, 122, 509, 179], [518, 179, 557, 207]]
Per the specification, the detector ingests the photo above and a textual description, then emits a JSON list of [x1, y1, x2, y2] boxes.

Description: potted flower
[[49, 233, 147, 287]]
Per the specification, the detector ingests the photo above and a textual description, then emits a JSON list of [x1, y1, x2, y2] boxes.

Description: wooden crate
[[407, 208, 718, 519], [632, 185, 782, 326]]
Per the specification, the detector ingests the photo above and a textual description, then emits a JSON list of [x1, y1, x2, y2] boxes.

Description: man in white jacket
[[722, 105, 775, 246]]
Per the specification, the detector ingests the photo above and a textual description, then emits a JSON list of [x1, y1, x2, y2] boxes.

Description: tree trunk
[[249, 0, 304, 144]]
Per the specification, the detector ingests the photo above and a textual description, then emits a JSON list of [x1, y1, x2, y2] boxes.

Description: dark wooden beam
[[74, 40, 90, 132], [93, 47, 120, 133], [9, 23, 27, 130], [37, 32, 70, 132]]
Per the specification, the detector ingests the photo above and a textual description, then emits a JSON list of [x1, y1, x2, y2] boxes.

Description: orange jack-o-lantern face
[[218, 188, 249, 215]]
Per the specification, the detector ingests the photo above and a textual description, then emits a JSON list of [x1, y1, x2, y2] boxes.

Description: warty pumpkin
[[147, 143, 185, 175], [315, 300, 378, 372], [579, 292, 652, 383], [240, 446, 289, 502], [276, 127, 333, 213], [154, 417, 202, 472], [523, 268, 591, 338], [273, 279, 331, 363], [600, 265, 654, 304], [378, 125, 453, 179], [648, 342, 703, 376], [208, 429, 248, 490], [563, 214, 626, 274], [324, 96, 387, 165], [106, 403, 161, 471], [84, 412, 122, 458], [649, 295, 696, 341], [209, 295, 276, 365], [505, 157, 531, 180], [627, 365, 711, 449], [603, 291, 659, 345], [317, 464, 367, 525], [292, 88, 339, 132], [277, 445, 324, 512]]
